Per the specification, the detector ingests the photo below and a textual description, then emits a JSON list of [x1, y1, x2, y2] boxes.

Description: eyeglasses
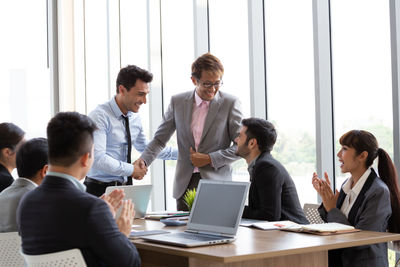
[[199, 80, 223, 89]]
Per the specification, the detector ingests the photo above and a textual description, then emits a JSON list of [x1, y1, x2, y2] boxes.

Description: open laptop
[[142, 180, 249, 247], [105, 184, 152, 218]]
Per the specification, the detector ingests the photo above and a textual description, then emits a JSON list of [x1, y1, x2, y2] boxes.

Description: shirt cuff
[[123, 162, 134, 177]]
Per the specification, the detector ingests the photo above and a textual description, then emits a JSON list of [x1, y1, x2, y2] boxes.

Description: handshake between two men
[[131, 147, 211, 180], [132, 159, 147, 180]]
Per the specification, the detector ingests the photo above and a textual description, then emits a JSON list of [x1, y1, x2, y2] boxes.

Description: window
[[331, 0, 393, 187], [84, 0, 111, 112], [209, 0, 251, 183], [120, 0, 152, 186], [160, 0, 195, 210], [0, 0, 51, 139], [265, 0, 316, 205]]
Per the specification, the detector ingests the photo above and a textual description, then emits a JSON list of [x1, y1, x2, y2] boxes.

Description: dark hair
[[340, 130, 400, 233], [16, 138, 48, 179], [191, 53, 224, 80], [241, 118, 277, 153], [0, 122, 25, 150], [47, 112, 97, 167], [116, 65, 153, 93]]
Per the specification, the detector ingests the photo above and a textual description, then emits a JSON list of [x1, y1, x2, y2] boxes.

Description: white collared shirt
[[340, 168, 371, 218]]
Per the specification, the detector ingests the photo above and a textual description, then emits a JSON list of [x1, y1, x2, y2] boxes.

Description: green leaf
[[183, 188, 196, 211]]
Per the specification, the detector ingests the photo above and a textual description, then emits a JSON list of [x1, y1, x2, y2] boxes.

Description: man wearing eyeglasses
[[139, 53, 243, 210]]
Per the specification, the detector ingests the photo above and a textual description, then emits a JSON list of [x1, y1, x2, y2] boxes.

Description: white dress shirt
[[340, 168, 371, 217]]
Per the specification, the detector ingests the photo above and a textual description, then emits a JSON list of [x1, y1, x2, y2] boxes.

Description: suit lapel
[[185, 91, 196, 148], [347, 168, 377, 225], [200, 92, 221, 145], [336, 188, 346, 209]]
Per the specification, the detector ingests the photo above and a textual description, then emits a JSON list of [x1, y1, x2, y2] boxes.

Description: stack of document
[[281, 222, 360, 235], [145, 211, 190, 220], [240, 219, 359, 235], [240, 220, 298, 230]]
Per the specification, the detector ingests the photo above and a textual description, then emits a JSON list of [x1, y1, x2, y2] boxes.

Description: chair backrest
[[303, 203, 325, 224], [21, 248, 87, 267], [0, 231, 24, 267]]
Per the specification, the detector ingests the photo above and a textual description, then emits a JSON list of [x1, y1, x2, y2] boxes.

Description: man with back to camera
[[235, 118, 308, 224], [85, 65, 178, 197], [18, 112, 140, 267], [139, 53, 243, 210], [0, 138, 48, 232]]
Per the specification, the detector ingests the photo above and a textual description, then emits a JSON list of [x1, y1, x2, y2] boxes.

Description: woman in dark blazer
[[0, 123, 24, 192], [312, 130, 400, 267]]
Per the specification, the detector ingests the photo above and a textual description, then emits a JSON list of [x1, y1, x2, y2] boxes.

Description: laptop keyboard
[[174, 232, 226, 241]]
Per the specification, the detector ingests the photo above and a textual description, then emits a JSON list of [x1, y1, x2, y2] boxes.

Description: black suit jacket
[[0, 163, 13, 193], [242, 152, 308, 224], [17, 175, 140, 267]]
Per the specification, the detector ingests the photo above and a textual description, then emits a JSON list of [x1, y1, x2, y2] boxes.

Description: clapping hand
[[100, 189, 125, 218], [312, 172, 339, 212], [132, 158, 147, 180], [116, 199, 135, 237], [190, 147, 211, 167]]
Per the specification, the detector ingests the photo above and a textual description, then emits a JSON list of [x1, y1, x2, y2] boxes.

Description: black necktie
[[122, 116, 132, 185]]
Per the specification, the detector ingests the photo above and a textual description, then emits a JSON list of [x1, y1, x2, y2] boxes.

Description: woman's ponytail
[[378, 148, 400, 233]]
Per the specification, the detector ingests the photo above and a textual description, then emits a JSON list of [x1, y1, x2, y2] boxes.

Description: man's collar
[[194, 91, 210, 107], [18, 177, 38, 187], [110, 96, 133, 118], [247, 153, 261, 168], [47, 171, 86, 192]]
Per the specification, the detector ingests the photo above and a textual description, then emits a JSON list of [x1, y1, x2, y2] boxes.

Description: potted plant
[[183, 188, 196, 211]]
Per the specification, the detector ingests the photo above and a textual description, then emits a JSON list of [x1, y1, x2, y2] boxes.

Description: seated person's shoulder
[[368, 177, 390, 197], [253, 160, 280, 177], [256, 154, 281, 169], [254, 156, 290, 180], [78, 190, 106, 206]]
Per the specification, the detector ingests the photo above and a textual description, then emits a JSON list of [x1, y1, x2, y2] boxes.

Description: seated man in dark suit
[[235, 118, 308, 224], [0, 138, 48, 232], [17, 112, 140, 267]]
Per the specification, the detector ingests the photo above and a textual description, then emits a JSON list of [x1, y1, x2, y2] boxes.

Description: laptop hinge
[[185, 229, 234, 238]]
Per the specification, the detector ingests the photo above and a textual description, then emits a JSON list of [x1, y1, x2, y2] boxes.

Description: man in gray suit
[[140, 53, 243, 210], [0, 138, 48, 232]]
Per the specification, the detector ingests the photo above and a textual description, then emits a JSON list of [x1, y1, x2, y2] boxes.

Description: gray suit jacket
[[318, 168, 391, 267], [141, 90, 242, 198], [0, 178, 36, 232]]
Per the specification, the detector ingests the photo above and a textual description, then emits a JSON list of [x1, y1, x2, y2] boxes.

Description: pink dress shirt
[[191, 92, 210, 173]]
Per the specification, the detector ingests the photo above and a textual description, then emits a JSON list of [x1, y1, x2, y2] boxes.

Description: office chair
[[21, 248, 87, 267], [303, 203, 325, 224], [0, 231, 24, 267]]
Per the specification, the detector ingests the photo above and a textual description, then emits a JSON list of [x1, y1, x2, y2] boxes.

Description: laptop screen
[[105, 185, 152, 218], [188, 180, 249, 236]]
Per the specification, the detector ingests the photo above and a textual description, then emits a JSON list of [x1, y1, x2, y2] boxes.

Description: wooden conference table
[[131, 219, 400, 267]]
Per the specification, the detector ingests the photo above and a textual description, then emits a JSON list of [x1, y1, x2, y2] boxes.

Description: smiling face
[[337, 145, 366, 174], [192, 71, 222, 101], [117, 79, 149, 114]]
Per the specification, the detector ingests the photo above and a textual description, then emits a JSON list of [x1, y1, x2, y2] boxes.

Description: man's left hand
[[100, 189, 125, 218], [190, 147, 211, 167]]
